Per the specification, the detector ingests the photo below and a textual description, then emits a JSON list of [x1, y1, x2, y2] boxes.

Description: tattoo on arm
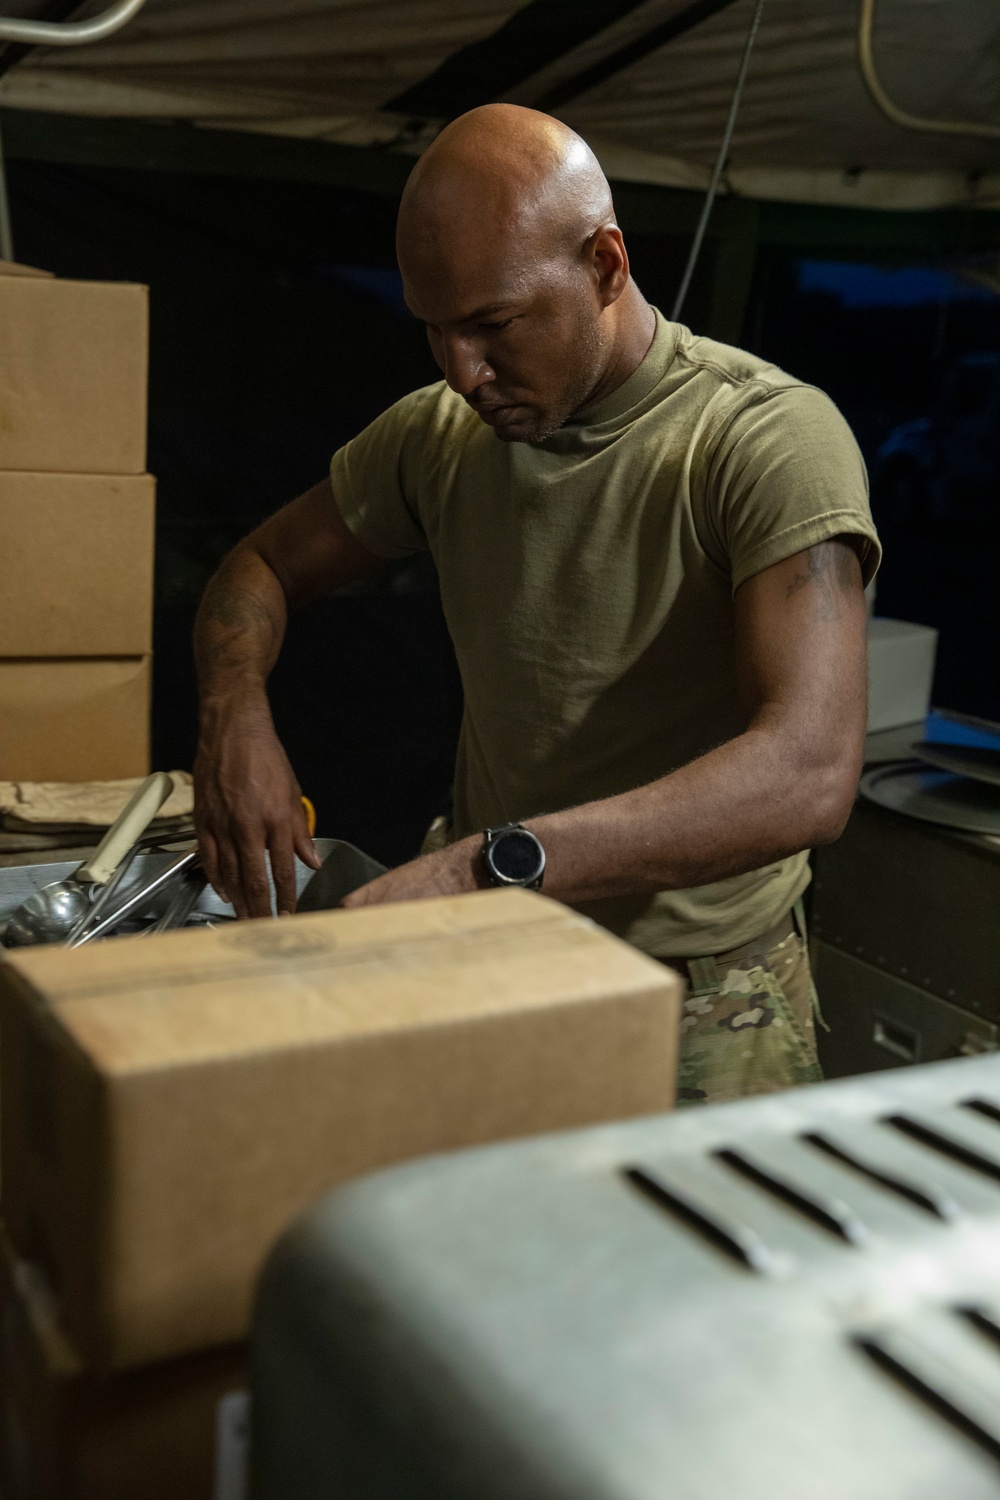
[[785, 539, 861, 619], [195, 572, 283, 684], [200, 586, 274, 635]]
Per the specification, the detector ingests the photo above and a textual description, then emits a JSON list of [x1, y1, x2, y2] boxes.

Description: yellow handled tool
[[301, 796, 317, 838]]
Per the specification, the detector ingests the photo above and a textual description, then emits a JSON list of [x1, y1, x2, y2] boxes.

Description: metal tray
[[912, 740, 1000, 788], [859, 761, 1000, 836]]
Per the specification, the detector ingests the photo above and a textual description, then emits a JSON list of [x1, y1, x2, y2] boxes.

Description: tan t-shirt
[[331, 312, 880, 958]]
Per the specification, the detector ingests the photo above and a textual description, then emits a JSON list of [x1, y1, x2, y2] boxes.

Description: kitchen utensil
[[65, 841, 142, 944], [150, 871, 208, 934], [62, 772, 182, 944], [2, 773, 174, 947], [72, 846, 199, 946]]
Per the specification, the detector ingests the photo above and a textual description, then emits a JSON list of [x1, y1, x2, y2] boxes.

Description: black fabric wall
[[748, 249, 1000, 725], [7, 159, 462, 864]]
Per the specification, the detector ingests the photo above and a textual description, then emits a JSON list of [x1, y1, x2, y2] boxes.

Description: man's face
[[399, 238, 606, 444]]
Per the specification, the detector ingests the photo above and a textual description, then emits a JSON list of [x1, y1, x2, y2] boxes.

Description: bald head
[[398, 104, 614, 268], [396, 105, 653, 444]]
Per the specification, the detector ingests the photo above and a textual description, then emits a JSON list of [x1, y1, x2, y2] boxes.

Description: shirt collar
[[535, 310, 679, 453]]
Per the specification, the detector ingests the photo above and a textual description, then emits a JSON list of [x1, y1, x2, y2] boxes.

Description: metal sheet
[[913, 741, 1000, 789], [252, 1053, 1000, 1500], [296, 841, 388, 912]]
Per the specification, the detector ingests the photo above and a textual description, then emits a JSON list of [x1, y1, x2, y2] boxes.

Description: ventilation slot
[[961, 1306, 1000, 1351], [856, 1326, 1000, 1462], [802, 1131, 959, 1221], [715, 1147, 868, 1245], [963, 1098, 1000, 1127], [622, 1165, 774, 1273], [886, 1115, 1000, 1184]]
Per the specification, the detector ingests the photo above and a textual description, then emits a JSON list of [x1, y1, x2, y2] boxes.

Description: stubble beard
[[493, 317, 607, 445]]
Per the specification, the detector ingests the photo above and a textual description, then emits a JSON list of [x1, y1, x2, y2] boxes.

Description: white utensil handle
[[77, 772, 175, 886]]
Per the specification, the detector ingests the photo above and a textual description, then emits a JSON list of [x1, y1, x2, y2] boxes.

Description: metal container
[[811, 797, 1000, 1022], [814, 940, 996, 1077], [252, 1053, 1000, 1500], [0, 838, 341, 942]]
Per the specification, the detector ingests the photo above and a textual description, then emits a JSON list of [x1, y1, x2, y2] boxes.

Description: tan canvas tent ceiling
[[0, 0, 999, 211]]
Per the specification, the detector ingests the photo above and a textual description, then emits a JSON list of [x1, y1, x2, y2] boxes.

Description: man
[[194, 105, 880, 1104]]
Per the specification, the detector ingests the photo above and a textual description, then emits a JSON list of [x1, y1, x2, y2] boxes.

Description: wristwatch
[[482, 823, 546, 890]]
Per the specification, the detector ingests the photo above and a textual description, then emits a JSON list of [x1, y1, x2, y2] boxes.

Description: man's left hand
[[342, 835, 485, 908]]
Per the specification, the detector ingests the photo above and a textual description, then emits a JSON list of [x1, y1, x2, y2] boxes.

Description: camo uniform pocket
[[675, 929, 823, 1107]]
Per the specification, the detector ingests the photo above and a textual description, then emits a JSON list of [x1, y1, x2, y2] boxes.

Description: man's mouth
[[472, 402, 522, 422]]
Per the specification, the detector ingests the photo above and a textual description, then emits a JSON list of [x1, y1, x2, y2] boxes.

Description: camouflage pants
[[421, 818, 822, 1107], [672, 919, 823, 1107]]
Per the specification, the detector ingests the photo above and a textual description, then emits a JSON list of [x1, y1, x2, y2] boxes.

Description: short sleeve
[[705, 383, 881, 592], [330, 391, 434, 559]]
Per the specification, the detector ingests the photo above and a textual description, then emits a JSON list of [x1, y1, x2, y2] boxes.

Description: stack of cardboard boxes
[[0, 890, 681, 1498], [0, 260, 154, 780]]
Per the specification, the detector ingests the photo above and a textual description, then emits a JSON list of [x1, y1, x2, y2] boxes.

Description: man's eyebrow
[[467, 302, 517, 320], [416, 302, 518, 326]]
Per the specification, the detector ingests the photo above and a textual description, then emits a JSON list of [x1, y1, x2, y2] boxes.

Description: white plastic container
[[867, 616, 938, 732]]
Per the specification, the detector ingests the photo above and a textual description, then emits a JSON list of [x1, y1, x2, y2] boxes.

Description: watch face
[[491, 829, 544, 884]]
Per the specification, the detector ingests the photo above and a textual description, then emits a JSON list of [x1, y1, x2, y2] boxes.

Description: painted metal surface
[[252, 1052, 1000, 1499]]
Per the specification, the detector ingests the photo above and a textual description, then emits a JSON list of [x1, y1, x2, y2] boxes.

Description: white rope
[[858, 0, 1000, 142]]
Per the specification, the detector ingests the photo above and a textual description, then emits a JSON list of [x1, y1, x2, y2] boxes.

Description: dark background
[[7, 157, 999, 861], [750, 252, 1000, 724]]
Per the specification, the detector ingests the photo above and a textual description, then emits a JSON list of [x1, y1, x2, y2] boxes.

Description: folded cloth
[[0, 772, 194, 832], [0, 831, 80, 853]]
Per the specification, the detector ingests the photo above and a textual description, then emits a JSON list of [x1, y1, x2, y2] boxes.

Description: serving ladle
[[2, 772, 175, 947]]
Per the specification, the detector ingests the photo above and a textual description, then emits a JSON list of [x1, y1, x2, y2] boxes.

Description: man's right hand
[[194, 695, 322, 920], [192, 479, 385, 916]]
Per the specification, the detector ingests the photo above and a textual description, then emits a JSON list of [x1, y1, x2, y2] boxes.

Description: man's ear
[[588, 225, 630, 307]]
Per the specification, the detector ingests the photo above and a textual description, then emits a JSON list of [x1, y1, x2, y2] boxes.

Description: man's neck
[[580, 290, 657, 412]]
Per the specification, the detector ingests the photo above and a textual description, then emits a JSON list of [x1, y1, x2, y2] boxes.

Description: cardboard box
[[867, 616, 938, 732], [0, 657, 150, 780], [0, 260, 54, 278], [0, 261, 147, 474], [0, 890, 680, 1371], [0, 1234, 247, 1500], [0, 472, 155, 656]]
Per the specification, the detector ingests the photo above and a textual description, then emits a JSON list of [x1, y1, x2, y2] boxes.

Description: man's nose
[[441, 336, 494, 398]]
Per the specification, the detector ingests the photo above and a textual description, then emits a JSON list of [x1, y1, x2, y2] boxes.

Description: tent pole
[[0, 0, 147, 46], [671, 0, 765, 323], [0, 113, 13, 261]]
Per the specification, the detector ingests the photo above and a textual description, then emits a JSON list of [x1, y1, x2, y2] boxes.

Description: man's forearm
[[194, 544, 289, 708], [526, 712, 859, 905], [343, 715, 860, 914], [527, 539, 868, 904], [344, 537, 868, 916]]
